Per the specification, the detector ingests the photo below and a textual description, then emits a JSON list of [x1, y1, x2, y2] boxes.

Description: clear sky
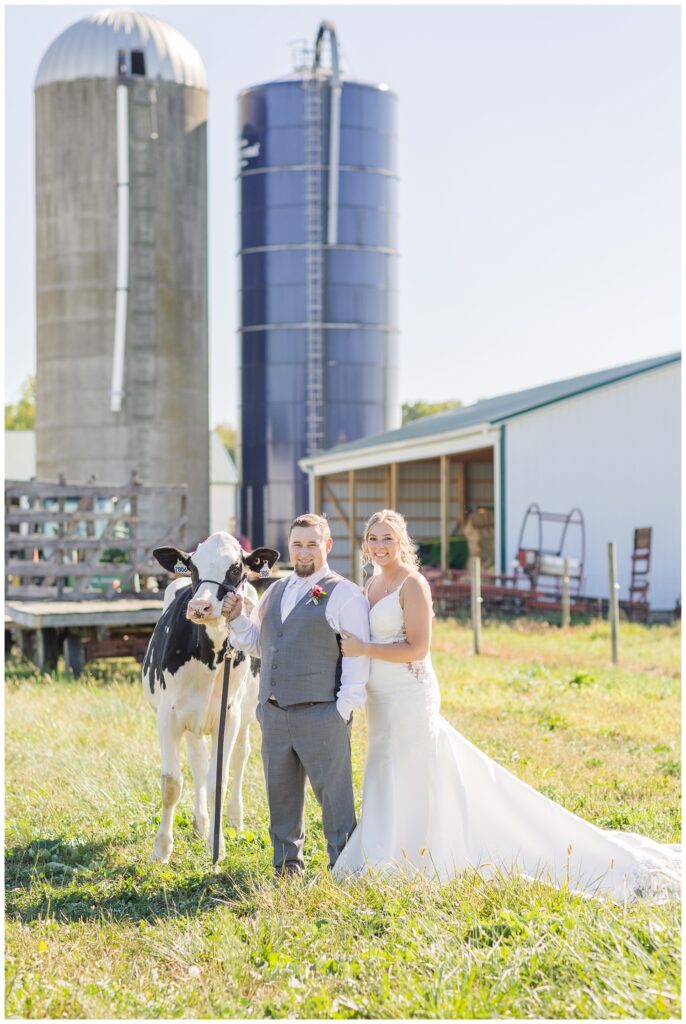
[[4, 2, 681, 428]]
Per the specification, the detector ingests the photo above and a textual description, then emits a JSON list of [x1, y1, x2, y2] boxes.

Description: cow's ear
[[243, 547, 280, 576], [153, 546, 193, 576]]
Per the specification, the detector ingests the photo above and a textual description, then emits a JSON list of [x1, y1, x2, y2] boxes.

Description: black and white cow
[[142, 532, 278, 863]]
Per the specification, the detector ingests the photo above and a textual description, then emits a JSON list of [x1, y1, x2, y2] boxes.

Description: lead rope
[[212, 647, 232, 865], [208, 560, 274, 865], [211, 580, 242, 865]]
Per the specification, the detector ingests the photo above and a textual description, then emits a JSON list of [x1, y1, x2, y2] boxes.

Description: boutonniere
[[306, 584, 327, 606]]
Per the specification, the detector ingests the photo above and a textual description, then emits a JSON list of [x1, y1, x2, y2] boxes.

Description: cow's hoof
[[193, 814, 209, 839], [152, 837, 173, 863], [206, 837, 226, 862], [226, 807, 244, 831]]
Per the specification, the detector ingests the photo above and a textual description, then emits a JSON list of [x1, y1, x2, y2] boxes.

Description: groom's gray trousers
[[256, 699, 356, 870], [255, 572, 356, 872]]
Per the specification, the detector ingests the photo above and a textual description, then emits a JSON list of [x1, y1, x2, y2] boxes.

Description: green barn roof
[[307, 351, 680, 462]]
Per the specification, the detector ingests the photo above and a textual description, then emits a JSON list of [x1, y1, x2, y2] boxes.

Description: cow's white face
[[185, 532, 245, 624], [152, 533, 280, 627]]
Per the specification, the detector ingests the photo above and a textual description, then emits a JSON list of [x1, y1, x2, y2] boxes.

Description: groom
[[223, 513, 369, 875]]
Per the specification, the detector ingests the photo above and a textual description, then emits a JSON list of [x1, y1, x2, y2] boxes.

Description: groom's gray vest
[[258, 572, 343, 707]]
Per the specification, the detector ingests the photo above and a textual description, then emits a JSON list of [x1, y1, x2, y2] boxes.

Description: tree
[[5, 375, 36, 430], [215, 422, 237, 458], [401, 399, 462, 425]]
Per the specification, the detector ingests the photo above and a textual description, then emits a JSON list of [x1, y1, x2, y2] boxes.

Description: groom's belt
[[267, 697, 331, 710]]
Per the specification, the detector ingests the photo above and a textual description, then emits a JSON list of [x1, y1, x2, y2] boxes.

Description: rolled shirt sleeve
[[227, 589, 267, 656], [325, 581, 370, 721]]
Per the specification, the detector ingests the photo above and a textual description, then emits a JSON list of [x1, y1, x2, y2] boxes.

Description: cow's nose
[[188, 600, 212, 617]]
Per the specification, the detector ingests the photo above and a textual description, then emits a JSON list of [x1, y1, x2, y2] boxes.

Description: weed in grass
[[568, 671, 595, 687], [659, 759, 681, 779], [536, 707, 571, 731]]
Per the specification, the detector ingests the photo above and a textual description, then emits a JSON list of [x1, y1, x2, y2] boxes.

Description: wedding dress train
[[333, 585, 680, 901]]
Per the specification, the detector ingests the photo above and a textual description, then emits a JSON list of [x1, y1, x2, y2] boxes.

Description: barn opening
[[315, 447, 495, 580]]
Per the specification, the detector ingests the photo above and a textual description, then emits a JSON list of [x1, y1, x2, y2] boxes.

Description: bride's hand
[[340, 630, 366, 657]]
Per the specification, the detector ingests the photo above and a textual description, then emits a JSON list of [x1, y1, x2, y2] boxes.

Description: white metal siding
[[210, 484, 237, 536], [4, 431, 37, 481], [505, 364, 680, 610]]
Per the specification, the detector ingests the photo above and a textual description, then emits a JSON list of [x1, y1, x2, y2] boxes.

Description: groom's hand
[[222, 593, 243, 621]]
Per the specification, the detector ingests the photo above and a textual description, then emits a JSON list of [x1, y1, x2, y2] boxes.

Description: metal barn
[[300, 353, 681, 612]]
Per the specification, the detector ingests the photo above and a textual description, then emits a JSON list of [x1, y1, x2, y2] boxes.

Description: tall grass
[[5, 619, 680, 1018]]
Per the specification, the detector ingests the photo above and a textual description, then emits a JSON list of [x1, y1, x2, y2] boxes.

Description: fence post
[[608, 542, 619, 665], [470, 556, 482, 655], [57, 493, 65, 599], [561, 557, 570, 629]]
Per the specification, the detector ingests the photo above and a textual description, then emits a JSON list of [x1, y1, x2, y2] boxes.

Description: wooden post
[[129, 490, 138, 540], [19, 629, 36, 663], [349, 469, 357, 582], [179, 491, 187, 547], [63, 635, 85, 678], [440, 455, 449, 571], [36, 628, 59, 672], [561, 557, 570, 629], [389, 462, 398, 510], [57, 495, 65, 599], [608, 542, 619, 665], [455, 461, 465, 530], [470, 556, 482, 655]]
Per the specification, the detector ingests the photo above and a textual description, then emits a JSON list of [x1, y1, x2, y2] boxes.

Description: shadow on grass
[[5, 833, 261, 924]]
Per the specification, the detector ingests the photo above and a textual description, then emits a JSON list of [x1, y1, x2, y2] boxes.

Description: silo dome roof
[[35, 8, 207, 90]]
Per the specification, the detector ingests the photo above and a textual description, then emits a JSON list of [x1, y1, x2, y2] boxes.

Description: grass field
[[5, 619, 681, 1019]]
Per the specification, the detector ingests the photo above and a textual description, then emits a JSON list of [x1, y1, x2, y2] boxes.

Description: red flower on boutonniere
[[306, 584, 327, 606]]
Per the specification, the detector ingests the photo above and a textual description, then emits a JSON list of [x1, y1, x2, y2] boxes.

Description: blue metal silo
[[238, 22, 398, 550]]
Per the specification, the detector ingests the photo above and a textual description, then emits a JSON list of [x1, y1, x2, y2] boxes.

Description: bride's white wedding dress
[[333, 583, 680, 901]]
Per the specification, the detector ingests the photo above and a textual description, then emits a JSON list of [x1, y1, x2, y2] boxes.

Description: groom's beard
[[294, 563, 316, 577]]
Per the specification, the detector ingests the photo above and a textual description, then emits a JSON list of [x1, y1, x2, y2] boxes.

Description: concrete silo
[[34, 9, 209, 546], [238, 22, 399, 551]]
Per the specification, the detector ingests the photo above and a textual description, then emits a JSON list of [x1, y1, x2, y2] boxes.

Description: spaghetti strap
[[397, 574, 413, 596], [397, 573, 435, 617]]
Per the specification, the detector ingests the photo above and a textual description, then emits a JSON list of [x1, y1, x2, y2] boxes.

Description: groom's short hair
[[289, 513, 331, 541]]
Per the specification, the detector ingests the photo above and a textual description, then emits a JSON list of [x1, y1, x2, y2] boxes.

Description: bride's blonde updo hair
[[361, 509, 421, 570]]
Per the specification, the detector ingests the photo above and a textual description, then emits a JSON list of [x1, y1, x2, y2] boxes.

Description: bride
[[334, 509, 680, 901]]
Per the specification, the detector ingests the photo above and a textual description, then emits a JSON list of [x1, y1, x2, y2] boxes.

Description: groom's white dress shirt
[[229, 564, 370, 722]]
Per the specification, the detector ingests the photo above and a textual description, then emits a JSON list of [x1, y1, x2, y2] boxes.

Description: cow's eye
[[226, 563, 242, 586]]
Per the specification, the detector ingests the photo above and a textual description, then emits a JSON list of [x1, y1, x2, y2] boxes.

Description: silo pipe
[[313, 21, 341, 245], [327, 80, 341, 244], [110, 80, 129, 413]]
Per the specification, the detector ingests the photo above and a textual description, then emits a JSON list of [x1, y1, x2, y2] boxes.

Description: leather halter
[[192, 577, 241, 601], [190, 561, 247, 602], [187, 567, 246, 654]]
